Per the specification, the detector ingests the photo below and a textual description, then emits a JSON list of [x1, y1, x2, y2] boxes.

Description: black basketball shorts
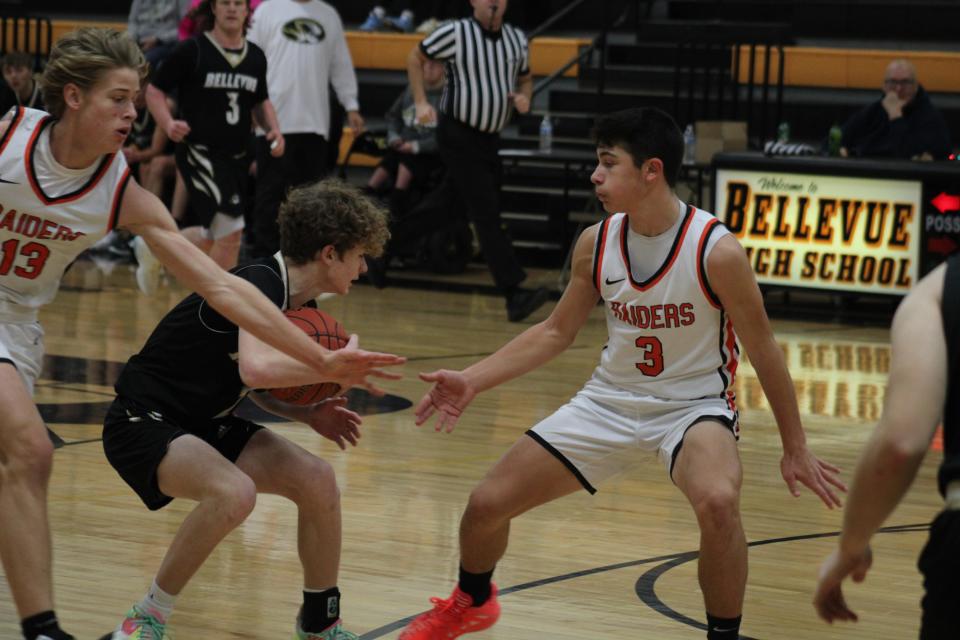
[[174, 142, 250, 239], [102, 396, 263, 511], [918, 508, 960, 639]]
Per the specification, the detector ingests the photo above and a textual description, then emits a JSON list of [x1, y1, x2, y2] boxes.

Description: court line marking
[[359, 523, 929, 639]]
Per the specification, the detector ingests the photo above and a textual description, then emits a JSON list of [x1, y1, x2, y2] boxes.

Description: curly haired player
[[101, 179, 397, 640]]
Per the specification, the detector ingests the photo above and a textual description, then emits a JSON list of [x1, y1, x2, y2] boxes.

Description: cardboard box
[[694, 121, 748, 164]]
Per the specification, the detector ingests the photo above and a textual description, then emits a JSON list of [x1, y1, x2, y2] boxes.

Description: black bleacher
[[667, 0, 960, 41]]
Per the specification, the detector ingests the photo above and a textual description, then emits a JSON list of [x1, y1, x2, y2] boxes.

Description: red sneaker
[[399, 583, 500, 639]]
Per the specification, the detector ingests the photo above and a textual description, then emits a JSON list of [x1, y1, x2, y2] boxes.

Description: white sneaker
[[132, 236, 162, 295]]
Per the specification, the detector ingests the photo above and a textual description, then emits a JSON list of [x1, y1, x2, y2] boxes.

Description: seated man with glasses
[[840, 58, 952, 160]]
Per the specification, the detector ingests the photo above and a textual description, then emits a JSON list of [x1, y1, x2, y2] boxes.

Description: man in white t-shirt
[[247, 0, 365, 258]]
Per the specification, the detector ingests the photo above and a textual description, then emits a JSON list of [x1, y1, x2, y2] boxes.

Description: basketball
[[268, 308, 350, 405]]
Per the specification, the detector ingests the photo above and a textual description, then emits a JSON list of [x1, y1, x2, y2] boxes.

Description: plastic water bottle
[[682, 124, 696, 165], [777, 121, 790, 143], [828, 123, 843, 157], [538, 113, 553, 154]]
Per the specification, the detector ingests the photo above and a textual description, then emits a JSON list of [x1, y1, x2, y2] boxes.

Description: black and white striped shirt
[[420, 17, 530, 134]]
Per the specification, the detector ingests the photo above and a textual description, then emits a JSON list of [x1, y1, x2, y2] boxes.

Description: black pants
[[918, 509, 960, 639], [251, 133, 329, 258], [391, 116, 525, 292]]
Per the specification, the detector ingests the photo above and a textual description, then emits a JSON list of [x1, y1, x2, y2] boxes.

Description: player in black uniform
[[814, 253, 960, 639], [101, 180, 389, 640], [146, 0, 284, 270]]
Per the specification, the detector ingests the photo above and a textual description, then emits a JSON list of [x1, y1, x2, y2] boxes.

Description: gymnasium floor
[[0, 257, 940, 639]]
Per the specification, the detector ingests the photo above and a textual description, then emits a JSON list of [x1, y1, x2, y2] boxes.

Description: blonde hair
[[40, 27, 147, 119]]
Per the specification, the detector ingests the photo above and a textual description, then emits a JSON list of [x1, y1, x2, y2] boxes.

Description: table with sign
[[712, 152, 960, 298]]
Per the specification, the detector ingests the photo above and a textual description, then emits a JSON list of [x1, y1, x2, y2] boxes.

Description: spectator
[[247, 0, 364, 259], [147, 0, 284, 270], [128, 0, 193, 69], [840, 59, 952, 161], [366, 58, 444, 216], [371, 0, 548, 323], [1, 52, 44, 111], [814, 255, 958, 639], [360, 2, 415, 32]]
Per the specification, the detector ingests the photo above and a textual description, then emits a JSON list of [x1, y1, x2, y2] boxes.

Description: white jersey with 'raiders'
[[592, 204, 738, 408], [0, 107, 131, 320]]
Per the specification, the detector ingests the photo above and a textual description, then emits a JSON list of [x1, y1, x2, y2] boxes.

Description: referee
[[381, 0, 548, 322]]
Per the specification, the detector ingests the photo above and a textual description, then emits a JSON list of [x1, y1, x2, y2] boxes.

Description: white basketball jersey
[[0, 107, 131, 318], [592, 205, 738, 408]]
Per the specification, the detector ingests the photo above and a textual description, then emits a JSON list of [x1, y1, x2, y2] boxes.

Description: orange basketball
[[268, 308, 350, 405]]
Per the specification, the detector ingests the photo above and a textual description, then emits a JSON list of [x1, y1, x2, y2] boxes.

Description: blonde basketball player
[[401, 107, 846, 640], [0, 27, 403, 640]]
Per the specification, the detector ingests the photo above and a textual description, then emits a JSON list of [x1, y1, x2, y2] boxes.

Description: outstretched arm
[[708, 234, 846, 507], [814, 263, 947, 623], [416, 225, 601, 432], [118, 180, 406, 386], [238, 329, 401, 396]]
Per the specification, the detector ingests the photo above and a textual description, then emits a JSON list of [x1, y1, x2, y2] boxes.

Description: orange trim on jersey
[[25, 117, 116, 206], [0, 105, 25, 157], [697, 217, 723, 310], [723, 316, 739, 411], [106, 168, 132, 233], [593, 215, 613, 291], [621, 205, 696, 292]]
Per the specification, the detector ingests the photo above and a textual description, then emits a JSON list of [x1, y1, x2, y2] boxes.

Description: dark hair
[[591, 107, 683, 188], [279, 178, 390, 264], [189, 0, 252, 34], [2, 51, 33, 70]]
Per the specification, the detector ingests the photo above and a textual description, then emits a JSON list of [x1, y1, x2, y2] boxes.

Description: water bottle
[[777, 121, 790, 143], [682, 124, 696, 165], [828, 123, 843, 157], [538, 113, 553, 154]]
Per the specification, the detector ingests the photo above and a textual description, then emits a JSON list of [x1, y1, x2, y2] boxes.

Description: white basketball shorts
[[528, 374, 738, 493], [0, 321, 45, 395]]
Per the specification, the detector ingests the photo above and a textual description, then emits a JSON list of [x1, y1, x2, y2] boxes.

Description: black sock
[[301, 587, 341, 633], [706, 612, 741, 639], [21, 611, 74, 640], [458, 565, 494, 606]]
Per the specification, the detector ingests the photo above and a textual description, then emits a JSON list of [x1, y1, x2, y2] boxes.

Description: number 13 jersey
[[0, 107, 131, 319], [592, 203, 738, 407]]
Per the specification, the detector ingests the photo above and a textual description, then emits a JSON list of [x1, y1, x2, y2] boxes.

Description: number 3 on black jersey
[[225, 92, 239, 125]]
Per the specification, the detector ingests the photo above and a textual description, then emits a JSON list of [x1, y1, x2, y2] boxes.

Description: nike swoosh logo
[[0, 176, 18, 184], [605, 277, 626, 285]]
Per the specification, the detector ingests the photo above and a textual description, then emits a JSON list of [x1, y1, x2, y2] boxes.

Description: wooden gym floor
[[0, 258, 940, 639]]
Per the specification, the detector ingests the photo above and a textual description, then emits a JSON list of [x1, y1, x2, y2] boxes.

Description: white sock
[[138, 579, 177, 624], [400, 10, 413, 20], [372, 6, 385, 18]]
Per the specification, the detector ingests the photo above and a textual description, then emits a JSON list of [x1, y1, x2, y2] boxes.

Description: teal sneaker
[[106, 605, 168, 639], [295, 618, 358, 640]]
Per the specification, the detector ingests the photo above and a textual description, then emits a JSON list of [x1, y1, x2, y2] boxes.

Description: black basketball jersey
[[152, 32, 269, 155], [939, 253, 960, 496], [115, 255, 290, 423], [130, 106, 156, 151]]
